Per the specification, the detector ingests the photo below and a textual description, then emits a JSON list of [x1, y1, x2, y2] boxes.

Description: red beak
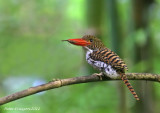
[[62, 38, 91, 46]]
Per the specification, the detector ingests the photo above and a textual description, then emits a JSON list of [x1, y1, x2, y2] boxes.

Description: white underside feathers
[[86, 50, 119, 78]]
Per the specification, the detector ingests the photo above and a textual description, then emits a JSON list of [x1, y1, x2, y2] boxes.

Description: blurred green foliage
[[0, 0, 160, 113]]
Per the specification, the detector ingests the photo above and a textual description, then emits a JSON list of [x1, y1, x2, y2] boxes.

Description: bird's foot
[[93, 72, 104, 80]]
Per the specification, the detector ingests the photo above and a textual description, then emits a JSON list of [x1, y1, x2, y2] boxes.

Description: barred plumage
[[63, 35, 139, 100], [120, 73, 139, 100], [89, 48, 128, 71], [83, 35, 139, 100]]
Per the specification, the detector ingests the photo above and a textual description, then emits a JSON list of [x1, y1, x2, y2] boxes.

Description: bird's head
[[62, 35, 105, 50]]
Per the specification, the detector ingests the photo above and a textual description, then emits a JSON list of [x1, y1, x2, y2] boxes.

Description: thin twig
[[0, 73, 159, 105]]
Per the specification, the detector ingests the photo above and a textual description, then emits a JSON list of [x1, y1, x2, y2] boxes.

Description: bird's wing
[[90, 48, 139, 100], [90, 48, 128, 71]]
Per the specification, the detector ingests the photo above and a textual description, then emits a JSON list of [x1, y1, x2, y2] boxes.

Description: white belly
[[86, 51, 119, 78]]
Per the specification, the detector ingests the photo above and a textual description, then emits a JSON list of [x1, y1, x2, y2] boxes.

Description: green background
[[0, 0, 160, 113]]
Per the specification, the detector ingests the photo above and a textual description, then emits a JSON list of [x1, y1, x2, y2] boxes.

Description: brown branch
[[0, 73, 160, 105]]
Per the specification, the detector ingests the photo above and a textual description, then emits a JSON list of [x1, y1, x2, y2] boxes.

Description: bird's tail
[[120, 73, 140, 100]]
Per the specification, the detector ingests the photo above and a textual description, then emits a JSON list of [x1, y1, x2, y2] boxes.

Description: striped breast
[[85, 47, 140, 100], [86, 47, 128, 76]]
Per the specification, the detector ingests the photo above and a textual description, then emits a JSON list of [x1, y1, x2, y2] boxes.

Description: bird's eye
[[90, 39, 93, 42]]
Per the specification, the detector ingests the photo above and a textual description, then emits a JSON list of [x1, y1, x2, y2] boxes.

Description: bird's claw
[[93, 72, 104, 80]]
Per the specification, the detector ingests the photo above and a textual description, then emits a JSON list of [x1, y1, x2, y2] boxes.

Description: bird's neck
[[83, 46, 106, 54], [83, 46, 93, 54]]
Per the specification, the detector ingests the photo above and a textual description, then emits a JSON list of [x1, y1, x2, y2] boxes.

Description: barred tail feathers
[[120, 73, 139, 100]]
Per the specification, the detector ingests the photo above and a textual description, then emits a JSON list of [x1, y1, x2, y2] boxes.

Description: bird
[[62, 35, 139, 100]]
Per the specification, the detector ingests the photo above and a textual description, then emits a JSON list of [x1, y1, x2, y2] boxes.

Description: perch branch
[[0, 73, 160, 105]]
